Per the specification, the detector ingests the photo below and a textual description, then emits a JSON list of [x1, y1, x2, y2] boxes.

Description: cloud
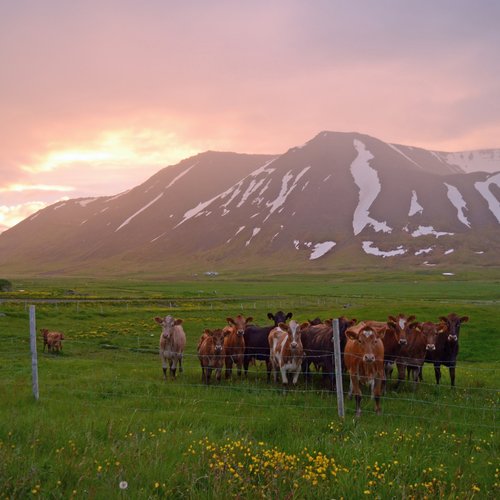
[[0, 202, 48, 233]]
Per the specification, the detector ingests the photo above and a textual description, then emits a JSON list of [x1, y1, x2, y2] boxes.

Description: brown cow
[[268, 320, 306, 387], [154, 315, 186, 379], [344, 322, 385, 416], [40, 328, 64, 353], [396, 321, 443, 388], [197, 328, 227, 384], [223, 315, 253, 378]]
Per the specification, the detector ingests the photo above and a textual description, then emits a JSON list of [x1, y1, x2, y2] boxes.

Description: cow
[[154, 315, 186, 380], [343, 322, 385, 416], [243, 311, 293, 381], [223, 315, 253, 378], [40, 328, 64, 353], [197, 328, 227, 384], [300, 316, 357, 391], [365, 314, 415, 391], [396, 321, 441, 388], [428, 313, 469, 386], [268, 320, 306, 387]]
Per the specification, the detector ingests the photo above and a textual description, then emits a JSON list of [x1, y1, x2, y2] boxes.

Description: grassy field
[[0, 273, 499, 498]]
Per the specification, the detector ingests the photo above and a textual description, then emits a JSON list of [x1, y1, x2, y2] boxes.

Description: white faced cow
[[154, 315, 186, 380], [268, 320, 306, 387]]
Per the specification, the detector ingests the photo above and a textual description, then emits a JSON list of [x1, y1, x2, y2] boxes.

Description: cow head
[[280, 320, 306, 351], [418, 321, 440, 352], [226, 315, 253, 336], [154, 315, 180, 339], [268, 311, 293, 326], [346, 326, 384, 363], [439, 313, 468, 343], [212, 329, 226, 354]]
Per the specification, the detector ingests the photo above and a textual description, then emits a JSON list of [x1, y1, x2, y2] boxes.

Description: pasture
[[0, 273, 498, 498]]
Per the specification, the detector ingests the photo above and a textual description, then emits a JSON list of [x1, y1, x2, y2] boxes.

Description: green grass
[[0, 272, 499, 498]]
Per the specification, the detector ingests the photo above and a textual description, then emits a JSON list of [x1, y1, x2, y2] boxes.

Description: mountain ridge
[[1, 131, 498, 277]]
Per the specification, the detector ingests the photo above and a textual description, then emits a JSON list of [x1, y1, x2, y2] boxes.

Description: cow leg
[[178, 355, 183, 373], [395, 363, 405, 389], [265, 360, 272, 383], [449, 365, 456, 387], [236, 356, 243, 377], [292, 368, 300, 386], [225, 357, 233, 379], [373, 377, 383, 415], [243, 356, 250, 377], [434, 364, 441, 385], [206, 367, 212, 385], [355, 395, 362, 417], [216, 367, 222, 382], [280, 366, 289, 386], [161, 355, 168, 380]]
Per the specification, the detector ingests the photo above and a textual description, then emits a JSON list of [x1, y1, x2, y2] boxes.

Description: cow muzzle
[[426, 344, 436, 351], [448, 335, 458, 342], [399, 338, 407, 345], [215, 345, 223, 353], [290, 341, 298, 349], [363, 354, 375, 363], [237, 330, 245, 337]]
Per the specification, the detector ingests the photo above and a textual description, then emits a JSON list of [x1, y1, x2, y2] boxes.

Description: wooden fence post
[[332, 318, 344, 418], [29, 305, 39, 401]]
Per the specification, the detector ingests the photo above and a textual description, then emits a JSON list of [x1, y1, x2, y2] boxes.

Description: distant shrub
[[0, 279, 13, 292]]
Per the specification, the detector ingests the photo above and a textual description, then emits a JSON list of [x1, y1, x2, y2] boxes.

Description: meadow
[[0, 272, 498, 499]]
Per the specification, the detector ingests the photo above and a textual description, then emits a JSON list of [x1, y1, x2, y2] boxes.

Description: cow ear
[[408, 321, 420, 331], [226, 317, 235, 325], [300, 321, 310, 330], [345, 329, 358, 341], [408, 315, 416, 322], [439, 316, 447, 323], [349, 319, 357, 326], [324, 319, 333, 327], [388, 315, 397, 322], [174, 318, 183, 326], [376, 329, 385, 339], [387, 321, 397, 330], [154, 317, 163, 325], [223, 329, 231, 337], [267, 312, 274, 320], [278, 322, 288, 331], [286, 312, 293, 320], [460, 316, 469, 323], [437, 324, 447, 333], [246, 316, 253, 324]]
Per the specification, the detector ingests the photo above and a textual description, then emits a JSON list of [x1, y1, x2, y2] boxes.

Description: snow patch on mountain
[[246, 227, 261, 246], [362, 241, 406, 257], [309, 241, 336, 260], [116, 193, 164, 232], [264, 166, 311, 222], [444, 183, 470, 227], [388, 144, 422, 169], [411, 226, 454, 238], [166, 163, 197, 189], [409, 190, 424, 216], [474, 172, 500, 223], [351, 140, 392, 235], [444, 150, 500, 174], [415, 247, 434, 256]]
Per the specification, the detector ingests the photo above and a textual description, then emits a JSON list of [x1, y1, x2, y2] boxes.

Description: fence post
[[29, 305, 39, 401], [332, 318, 344, 418]]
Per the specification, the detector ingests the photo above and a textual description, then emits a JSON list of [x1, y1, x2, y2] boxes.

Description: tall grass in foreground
[[0, 276, 498, 498]]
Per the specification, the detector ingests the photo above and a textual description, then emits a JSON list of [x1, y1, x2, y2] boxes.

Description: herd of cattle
[[153, 311, 469, 416], [39, 310, 468, 416]]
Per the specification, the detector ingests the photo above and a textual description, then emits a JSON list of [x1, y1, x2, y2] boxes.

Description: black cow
[[427, 313, 469, 386], [243, 311, 293, 382], [301, 316, 357, 391]]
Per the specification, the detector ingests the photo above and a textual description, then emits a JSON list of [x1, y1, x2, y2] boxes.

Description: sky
[[1, 0, 500, 232]]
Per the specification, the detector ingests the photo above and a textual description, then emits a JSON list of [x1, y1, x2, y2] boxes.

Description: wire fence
[[0, 301, 498, 433]]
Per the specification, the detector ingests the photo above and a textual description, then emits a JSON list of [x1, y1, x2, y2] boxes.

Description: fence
[[0, 300, 498, 432]]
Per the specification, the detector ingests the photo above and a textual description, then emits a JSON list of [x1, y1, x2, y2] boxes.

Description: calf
[[301, 316, 356, 390], [197, 328, 227, 384], [396, 321, 441, 388], [40, 328, 64, 353], [244, 311, 293, 381], [373, 314, 414, 390], [268, 320, 305, 387], [154, 315, 186, 380], [344, 322, 385, 416], [223, 315, 253, 378], [428, 313, 468, 386]]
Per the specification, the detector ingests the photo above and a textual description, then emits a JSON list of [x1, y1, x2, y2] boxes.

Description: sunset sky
[[1, 0, 499, 232]]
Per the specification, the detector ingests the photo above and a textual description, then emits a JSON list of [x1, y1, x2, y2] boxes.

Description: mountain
[[0, 131, 499, 277]]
